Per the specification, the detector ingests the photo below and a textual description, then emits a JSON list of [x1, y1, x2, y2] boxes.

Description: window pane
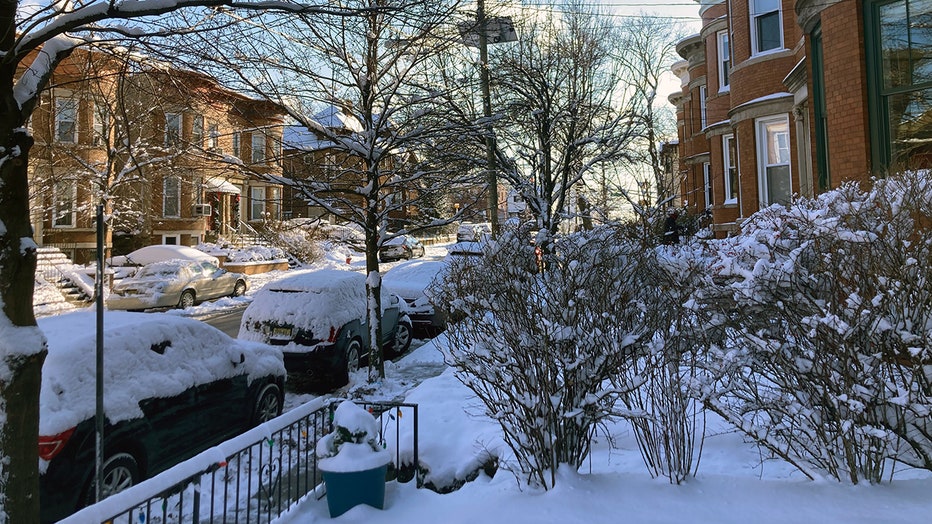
[[753, 0, 779, 13], [766, 165, 792, 206], [889, 87, 932, 167], [56, 99, 77, 143], [164, 177, 180, 216], [910, 0, 932, 84], [880, 2, 911, 88], [756, 11, 782, 52]]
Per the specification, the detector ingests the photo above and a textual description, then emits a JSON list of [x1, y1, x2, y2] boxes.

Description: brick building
[[671, 0, 931, 236], [28, 49, 286, 263]]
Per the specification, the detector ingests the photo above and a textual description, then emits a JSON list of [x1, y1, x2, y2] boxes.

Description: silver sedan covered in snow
[[107, 259, 248, 310]]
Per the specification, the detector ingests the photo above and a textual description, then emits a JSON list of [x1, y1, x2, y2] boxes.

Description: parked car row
[[41, 262, 423, 521]]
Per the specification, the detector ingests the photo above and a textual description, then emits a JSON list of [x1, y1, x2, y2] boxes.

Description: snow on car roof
[[122, 245, 219, 266], [132, 258, 199, 278], [38, 311, 284, 437], [383, 260, 446, 298], [240, 269, 367, 341]]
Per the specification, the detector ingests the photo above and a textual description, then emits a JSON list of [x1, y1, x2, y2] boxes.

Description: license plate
[[272, 327, 293, 338]]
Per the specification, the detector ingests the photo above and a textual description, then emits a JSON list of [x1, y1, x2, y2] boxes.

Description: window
[[165, 113, 181, 146], [867, 0, 932, 170], [192, 114, 204, 147], [92, 100, 109, 146], [756, 115, 792, 206], [55, 98, 78, 143], [723, 134, 739, 203], [703, 162, 713, 209], [268, 186, 281, 220], [232, 131, 241, 157], [163, 175, 181, 217], [717, 30, 731, 90], [208, 123, 219, 150], [750, 0, 782, 54], [251, 132, 266, 163], [699, 86, 708, 129], [53, 179, 76, 227], [251, 186, 266, 220]]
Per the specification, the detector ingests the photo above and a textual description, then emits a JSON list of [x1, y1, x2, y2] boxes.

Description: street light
[[458, 3, 516, 237]]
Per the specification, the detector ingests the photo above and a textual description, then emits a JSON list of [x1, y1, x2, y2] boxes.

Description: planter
[[321, 463, 388, 517]]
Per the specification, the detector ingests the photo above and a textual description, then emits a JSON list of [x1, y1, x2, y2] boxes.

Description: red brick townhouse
[[671, 0, 930, 236]]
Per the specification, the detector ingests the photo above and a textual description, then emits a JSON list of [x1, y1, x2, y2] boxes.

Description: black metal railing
[[61, 399, 418, 524]]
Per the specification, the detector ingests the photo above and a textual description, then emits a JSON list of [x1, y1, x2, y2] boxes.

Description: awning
[[205, 177, 240, 194]]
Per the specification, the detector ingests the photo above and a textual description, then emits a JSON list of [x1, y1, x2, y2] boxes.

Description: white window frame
[[92, 99, 109, 147], [703, 162, 713, 209], [723, 134, 739, 204], [251, 132, 266, 163], [717, 30, 731, 91], [208, 123, 220, 150], [268, 186, 281, 220], [52, 179, 77, 228], [750, 0, 783, 55], [232, 130, 241, 157], [250, 186, 266, 220], [55, 98, 78, 143], [192, 114, 204, 147], [165, 112, 181, 146], [163, 175, 182, 217], [699, 86, 708, 130], [162, 234, 180, 245], [755, 115, 792, 207]]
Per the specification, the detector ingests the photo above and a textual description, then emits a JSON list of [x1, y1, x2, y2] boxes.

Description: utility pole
[[477, 0, 499, 236]]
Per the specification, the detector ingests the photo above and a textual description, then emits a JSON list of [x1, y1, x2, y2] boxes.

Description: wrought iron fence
[[60, 398, 418, 524]]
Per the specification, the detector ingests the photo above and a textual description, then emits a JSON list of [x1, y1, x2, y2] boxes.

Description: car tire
[[389, 320, 413, 358], [345, 339, 362, 375], [251, 383, 283, 426], [232, 280, 247, 297], [84, 452, 140, 507], [178, 289, 196, 309]]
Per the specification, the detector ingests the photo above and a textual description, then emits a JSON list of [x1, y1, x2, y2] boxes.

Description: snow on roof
[[313, 105, 363, 132], [38, 311, 285, 437]]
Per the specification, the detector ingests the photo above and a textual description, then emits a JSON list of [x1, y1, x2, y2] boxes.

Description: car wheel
[[390, 320, 413, 357], [84, 452, 140, 506], [251, 383, 282, 426], [178, 289, 196, 309], [232, 280, 247, 297], [345, 338, 362, 375]]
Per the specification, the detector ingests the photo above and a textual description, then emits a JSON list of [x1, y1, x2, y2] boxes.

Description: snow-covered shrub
[[695, 171, 932, 483], [432, 226, 655, 489], [317, 400, 390, 472], [615, 240, 721, 484]]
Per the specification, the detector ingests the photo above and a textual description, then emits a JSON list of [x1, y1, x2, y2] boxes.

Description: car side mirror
[[232, 353, 245, 366]]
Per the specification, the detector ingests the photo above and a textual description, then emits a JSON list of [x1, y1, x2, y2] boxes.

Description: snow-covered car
[[37, 311, 285, 523], [378, 235, 425, 262], [383, 259, 447, 336], [456, 222, 492, 242], [238, 269, 412, 391], [108, 244, 220, 267], [445, 241, 485, 259], [107, 259, 248, 310]]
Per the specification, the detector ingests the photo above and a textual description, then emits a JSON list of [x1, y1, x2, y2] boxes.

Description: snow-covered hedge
[[689, 171, 932, 483]]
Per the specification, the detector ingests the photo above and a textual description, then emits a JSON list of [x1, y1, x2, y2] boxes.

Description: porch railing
[[59, 398, 418, 524]]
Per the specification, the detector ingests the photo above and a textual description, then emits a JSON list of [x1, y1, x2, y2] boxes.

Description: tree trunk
[[0, 124, 46, 523]]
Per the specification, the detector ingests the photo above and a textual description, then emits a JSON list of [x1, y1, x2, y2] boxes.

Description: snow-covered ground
[[275, 336, 932, 524], [34, 240, 932, 523]]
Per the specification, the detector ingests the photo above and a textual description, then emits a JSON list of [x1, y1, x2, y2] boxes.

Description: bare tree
[[156, 0, 479, 381], [487, 2, 640, 238], [0, 2, 372, 520]]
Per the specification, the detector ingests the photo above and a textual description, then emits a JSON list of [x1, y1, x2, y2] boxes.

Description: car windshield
[[135, 263, 187, 279]]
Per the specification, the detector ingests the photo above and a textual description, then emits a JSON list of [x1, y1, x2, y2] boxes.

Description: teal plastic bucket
[[322, 464, 388, 517]]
